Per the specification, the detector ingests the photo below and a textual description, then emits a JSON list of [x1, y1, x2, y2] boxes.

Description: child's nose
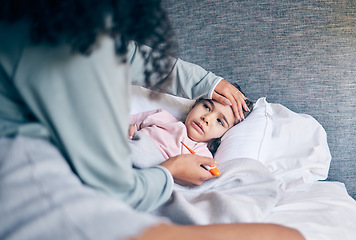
[[201, 115, 210, 125]]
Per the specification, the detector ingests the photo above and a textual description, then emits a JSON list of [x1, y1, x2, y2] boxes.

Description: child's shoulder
[[145, 109, 180, 124], [155, 109, 177, 118]]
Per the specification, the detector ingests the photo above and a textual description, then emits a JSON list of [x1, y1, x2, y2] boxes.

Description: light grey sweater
[[0, 21, 222, 211]]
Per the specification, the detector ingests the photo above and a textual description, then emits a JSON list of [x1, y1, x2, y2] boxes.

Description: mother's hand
[[160, 154, 217, 186], [213, 79, 250, 121]]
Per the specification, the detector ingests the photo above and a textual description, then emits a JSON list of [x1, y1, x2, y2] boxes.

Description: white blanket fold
[[153, 158, 279, 225]]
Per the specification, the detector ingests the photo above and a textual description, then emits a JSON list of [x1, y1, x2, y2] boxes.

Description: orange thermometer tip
[[180, 141, 196, 154]]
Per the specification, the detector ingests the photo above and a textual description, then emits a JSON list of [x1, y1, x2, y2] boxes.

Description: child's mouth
[[192, 121, 204, 134]]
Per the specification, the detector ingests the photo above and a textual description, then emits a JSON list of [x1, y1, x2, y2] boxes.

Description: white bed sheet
[[130, 85, 356, 240], [264, 182, 356, 240]]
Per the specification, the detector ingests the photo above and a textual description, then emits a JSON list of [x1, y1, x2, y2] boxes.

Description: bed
[[131, 85, 356, 240], [153, 0, 356, 238]]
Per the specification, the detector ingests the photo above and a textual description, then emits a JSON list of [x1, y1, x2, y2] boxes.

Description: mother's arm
[[130, 223, 305, 240], [129, 42, 248, 120]]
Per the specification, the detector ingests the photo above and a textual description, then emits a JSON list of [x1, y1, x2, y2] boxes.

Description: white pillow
[[214, 98, 273, 164], [264, 103, 331, 190]]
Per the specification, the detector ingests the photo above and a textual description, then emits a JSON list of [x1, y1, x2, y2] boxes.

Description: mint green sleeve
[[129, 42, 223, 99], [13, 35, 173, 212]]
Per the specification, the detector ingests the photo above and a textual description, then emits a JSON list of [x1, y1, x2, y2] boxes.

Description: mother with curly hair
[[0, 0, 304, 239]]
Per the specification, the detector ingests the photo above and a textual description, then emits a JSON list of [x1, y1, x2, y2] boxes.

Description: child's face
[[185, 99, 236, 142]]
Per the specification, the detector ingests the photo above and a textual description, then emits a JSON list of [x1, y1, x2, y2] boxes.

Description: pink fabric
[[130, 109, 213, 159]]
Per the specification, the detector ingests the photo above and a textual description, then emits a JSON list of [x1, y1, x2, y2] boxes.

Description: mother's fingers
[[212, 90, 232, 106], [231, 90, 250, 120], [213, 80, 249, 121], [160, 154, 216, 186]]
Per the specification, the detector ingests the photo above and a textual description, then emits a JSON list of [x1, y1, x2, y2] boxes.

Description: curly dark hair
[[0, 0, 177, 89]]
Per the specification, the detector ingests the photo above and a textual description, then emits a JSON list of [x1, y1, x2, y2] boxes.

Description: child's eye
[[203, 104, 211, 111], [217, 118, 224, 126]]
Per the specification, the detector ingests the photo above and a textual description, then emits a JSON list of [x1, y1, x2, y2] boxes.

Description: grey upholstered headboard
[[163, 0, 356, 199]]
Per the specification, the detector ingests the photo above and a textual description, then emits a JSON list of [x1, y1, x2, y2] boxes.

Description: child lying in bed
[[129, 95, 253, 177]]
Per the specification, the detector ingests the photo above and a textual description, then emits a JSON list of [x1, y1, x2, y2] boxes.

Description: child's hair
[[207, 83, 254, 155]]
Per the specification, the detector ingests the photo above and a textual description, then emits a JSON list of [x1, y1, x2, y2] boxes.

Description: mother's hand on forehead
[[212, 79, 250, 121]]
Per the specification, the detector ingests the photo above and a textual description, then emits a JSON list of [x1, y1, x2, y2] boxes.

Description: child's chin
[[187, 133, 200, 142]]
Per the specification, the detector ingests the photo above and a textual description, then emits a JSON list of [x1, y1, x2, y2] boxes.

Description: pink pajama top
[[130, 109, 213, 159]]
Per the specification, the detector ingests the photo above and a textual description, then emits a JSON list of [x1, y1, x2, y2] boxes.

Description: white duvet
[[131, 85, 356, 240]]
